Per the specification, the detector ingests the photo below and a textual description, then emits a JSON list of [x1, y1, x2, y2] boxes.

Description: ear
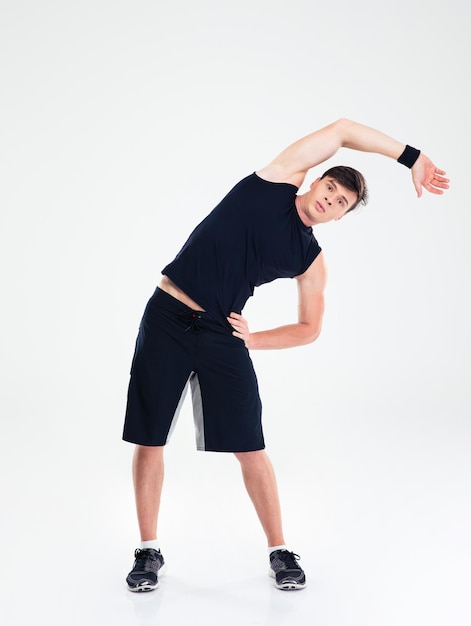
[[310, 177, 321, 189]]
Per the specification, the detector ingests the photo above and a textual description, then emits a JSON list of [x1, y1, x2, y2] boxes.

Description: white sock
[[268, 544, 287, 555], [140, 539, 161, 552]]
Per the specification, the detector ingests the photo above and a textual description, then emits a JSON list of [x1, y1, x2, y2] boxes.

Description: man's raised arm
[[257, 118, 449, 196]]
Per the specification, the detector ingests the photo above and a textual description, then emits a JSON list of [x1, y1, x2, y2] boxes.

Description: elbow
[[334, 117, 353, 128], [333, 117, 355, 142], [308, 328, 322, 344], [302, 323, 322, 345]]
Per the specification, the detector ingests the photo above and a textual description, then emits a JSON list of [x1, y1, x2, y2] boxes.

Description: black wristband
[[397, 144, 421, 168]]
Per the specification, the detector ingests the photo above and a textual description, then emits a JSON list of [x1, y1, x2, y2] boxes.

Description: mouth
[[315, 201, 325, 213]]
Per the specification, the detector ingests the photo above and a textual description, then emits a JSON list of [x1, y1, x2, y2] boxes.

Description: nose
[[324, 195, 332, 206]]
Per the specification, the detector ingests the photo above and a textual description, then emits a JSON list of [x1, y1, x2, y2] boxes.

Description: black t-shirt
[[162, 173, 322, 328]]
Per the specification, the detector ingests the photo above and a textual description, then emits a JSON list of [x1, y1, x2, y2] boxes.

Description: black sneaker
[[126, 548, 166, 592], [269, 550, 306, 590]]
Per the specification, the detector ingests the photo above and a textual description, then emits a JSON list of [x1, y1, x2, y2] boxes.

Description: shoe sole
[[127, 564, 167, 592], [269, 569, 306, 590], [128, 581, 159, 592]]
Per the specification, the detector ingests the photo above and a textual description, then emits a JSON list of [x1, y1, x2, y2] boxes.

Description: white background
[[1, 1, 470, 625]]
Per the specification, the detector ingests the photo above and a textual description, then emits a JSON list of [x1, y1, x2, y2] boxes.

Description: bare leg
[[132, 445, 165, 541], [234, 450, 285, 547]]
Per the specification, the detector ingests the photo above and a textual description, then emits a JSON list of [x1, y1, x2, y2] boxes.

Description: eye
[[338, 198, 344, 205], [327, 184, 332, 191]]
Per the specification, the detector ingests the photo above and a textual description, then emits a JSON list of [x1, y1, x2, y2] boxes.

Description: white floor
[[2, 421, 470, 626]]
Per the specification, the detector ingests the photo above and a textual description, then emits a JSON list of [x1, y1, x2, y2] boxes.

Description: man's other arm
[[227, 252, 326, 350]]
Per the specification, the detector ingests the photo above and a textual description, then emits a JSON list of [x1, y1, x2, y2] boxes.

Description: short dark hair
[[320, 165, 368, 213]]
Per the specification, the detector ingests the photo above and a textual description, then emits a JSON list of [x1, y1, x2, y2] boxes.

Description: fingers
[[425, 185, 444, 195], [227, 312, 250, 345], [432, 175, 450, 188], [227, 312, 244, 325], [425, 171, 450, 195], [227, 312, 247, 332], [415, 167, 450, 197]]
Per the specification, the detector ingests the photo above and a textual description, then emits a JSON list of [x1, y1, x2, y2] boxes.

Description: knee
[[234, 449, 266, 467], [134, 444, 164, 463]]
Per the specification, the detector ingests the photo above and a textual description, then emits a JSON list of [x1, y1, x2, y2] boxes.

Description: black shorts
[[122, 288, 264, 452]]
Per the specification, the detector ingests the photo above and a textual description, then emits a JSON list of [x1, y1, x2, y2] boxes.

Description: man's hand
[[411, 153, 449, 197], [227, 312, 251, 348]]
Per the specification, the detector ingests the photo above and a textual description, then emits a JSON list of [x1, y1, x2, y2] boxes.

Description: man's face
[[306, 177, 358, 224]]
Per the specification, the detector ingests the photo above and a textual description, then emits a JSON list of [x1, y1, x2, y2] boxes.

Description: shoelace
[[278, 551, 301, 569], [133, 548, 158, 570]]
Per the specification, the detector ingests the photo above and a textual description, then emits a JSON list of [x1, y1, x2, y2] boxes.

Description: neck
[[295, 194, 314, 227]]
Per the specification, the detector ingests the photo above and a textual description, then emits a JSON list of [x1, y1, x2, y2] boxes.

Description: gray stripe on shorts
[[190, 372, 205, 451]]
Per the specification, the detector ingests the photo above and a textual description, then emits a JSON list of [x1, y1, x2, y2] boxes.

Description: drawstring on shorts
[[183, 311, 203, 332]]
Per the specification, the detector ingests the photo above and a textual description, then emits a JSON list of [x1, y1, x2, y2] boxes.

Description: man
[[122, 118, 449, 592]]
